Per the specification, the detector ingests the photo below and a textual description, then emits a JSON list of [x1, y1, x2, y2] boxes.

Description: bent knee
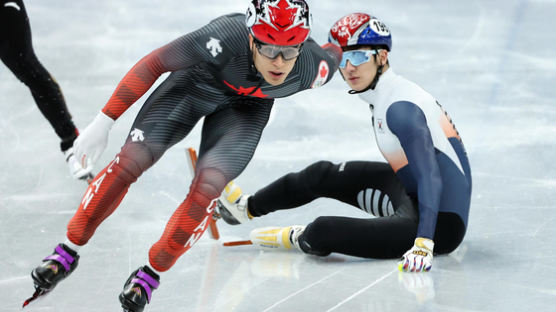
[[434, 213, 466, 254], [192, 167, 228, 198], [301, 161, 336, 193], [116, 143, 158, 179], [305, 160, 335, 175], [299, 216, 335, 256]]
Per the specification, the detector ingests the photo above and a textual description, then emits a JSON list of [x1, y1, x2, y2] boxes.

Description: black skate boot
[[119, 266, 160, 312], [24, 244, 79, 307], [31, 243, 79, 290]]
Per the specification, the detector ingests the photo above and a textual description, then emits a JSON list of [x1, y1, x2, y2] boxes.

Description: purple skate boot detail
[[119, 266, 160, 312], [24, 244, 80, 308]]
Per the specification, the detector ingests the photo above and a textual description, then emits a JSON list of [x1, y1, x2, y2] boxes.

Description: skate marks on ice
[[261, 268, 344, 312]]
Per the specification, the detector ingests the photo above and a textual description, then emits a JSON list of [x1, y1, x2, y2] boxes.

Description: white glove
[[399, 238, 434, 272], [72, 112, 114, 173], [64, 147, 93, 180]]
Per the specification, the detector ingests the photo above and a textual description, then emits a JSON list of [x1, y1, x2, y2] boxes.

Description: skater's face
[[250, 36, 299, 86], [340, 47, 388, 91]]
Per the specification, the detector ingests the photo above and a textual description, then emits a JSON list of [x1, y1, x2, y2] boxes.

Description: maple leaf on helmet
[[246, 0, 312, 46]]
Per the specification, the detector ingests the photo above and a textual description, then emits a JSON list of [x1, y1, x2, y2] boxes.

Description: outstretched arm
[[387, 101, 442, 239], [102, 30, 214, 119], [387, 101, 442, 272], [72, 29, 214, 177], [101, 49, 167, 120]]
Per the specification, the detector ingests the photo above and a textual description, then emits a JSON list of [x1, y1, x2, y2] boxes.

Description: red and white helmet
[[246, 0, 312, 46], [329, 13, 392, 51]]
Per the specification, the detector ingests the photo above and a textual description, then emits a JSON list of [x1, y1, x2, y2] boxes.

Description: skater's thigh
[[126, 72, 225, 161], [196, 100, 273, 181], [307, 161, 413, 216]]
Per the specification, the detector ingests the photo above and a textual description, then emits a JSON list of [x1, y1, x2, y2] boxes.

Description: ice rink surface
[[1, 0, 556, 311]]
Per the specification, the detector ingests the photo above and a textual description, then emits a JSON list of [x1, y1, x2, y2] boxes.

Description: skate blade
[[121, 304, 140, 312], [120, 295, 142, 312], [22, 288, 48, 308]]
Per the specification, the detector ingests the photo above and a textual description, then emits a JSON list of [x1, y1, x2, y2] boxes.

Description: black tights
[[249, 161, 466, 258], [0, 0, 77, 151]]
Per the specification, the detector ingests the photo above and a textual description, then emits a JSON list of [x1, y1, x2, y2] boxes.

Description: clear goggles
[[254, 39, 302, 61], [339, 50, 377, 68]]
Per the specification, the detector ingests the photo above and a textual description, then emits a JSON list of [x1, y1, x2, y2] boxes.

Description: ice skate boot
[[217, 181, 252, 225], [249, 225, 306, 251], [24, 244, 80, 307], [31, 243, 79, 291], [119, 266, 160, 312]]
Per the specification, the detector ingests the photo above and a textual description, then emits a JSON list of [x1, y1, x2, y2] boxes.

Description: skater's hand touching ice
[[399, 238, 434, 272]]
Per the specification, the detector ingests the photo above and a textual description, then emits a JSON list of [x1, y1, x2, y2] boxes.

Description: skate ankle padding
[[43, 245, 77, 272], [132, 268, 160, 303]]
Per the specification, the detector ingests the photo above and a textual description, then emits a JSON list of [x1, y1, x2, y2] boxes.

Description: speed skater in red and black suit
[[25, 1, 341, 311]]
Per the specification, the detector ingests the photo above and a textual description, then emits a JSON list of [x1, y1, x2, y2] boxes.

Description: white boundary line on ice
[[262, 269, 343, 312], [326, 269, 397, 312]]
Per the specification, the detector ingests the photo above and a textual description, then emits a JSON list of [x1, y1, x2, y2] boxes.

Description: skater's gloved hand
[[73, 112, 114, 172], [64, 147, 93, 180], [399, 237, 434, 272]]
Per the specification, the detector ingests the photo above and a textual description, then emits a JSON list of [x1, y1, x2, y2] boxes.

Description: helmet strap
[[348, 50, 384, 94], [248, 38, 260, 76]]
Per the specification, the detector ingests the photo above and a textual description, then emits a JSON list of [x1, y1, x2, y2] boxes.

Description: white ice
[[1, 0, 556, 311]]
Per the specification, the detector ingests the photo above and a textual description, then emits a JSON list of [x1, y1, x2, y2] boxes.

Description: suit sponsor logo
[[206, 37, 222, 57], [130, 128, 144, 142], [4, 2, 21, 10]]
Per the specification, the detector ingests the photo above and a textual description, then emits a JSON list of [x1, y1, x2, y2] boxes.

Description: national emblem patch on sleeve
[[311, 60, 329, 88]]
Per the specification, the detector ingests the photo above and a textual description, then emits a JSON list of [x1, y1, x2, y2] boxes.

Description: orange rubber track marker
[[223, 240, 252, 247]]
